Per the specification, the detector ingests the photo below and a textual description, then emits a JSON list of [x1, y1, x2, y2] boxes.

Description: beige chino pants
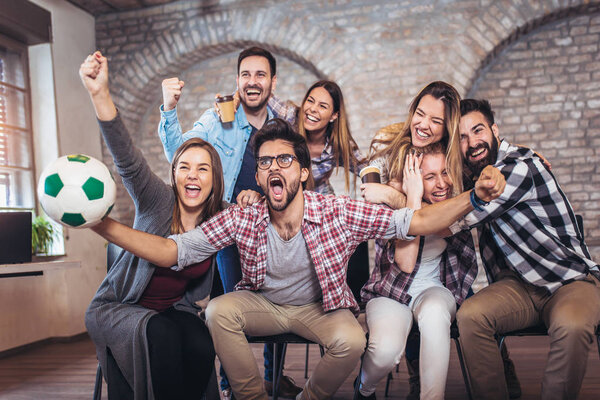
[[456, 270, 600, 400], [205, 290, 366, 400]]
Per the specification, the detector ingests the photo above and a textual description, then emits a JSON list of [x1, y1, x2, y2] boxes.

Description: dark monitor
[[0, 211, 32, 264]]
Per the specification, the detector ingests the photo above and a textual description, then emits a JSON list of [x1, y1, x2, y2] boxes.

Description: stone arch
[[460, 6, 600, 253], [102, 4, 340, 132], [467, 2, 600, 95], [439, 1, 600, 96]]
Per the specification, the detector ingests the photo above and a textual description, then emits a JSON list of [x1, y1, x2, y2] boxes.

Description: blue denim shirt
[[158, 105, 274, 202]]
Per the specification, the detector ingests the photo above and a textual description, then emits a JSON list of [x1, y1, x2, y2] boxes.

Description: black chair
[[248, 241, 370, 399], [380, 321, 471, 398], [93, 242, 123, 400], [460, 214, 600, 399], [247, 334, 324, 400], [494, 214, 600, 358]]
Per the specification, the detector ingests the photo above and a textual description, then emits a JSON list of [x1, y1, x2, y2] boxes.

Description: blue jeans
[[216, 245, 279, 388]]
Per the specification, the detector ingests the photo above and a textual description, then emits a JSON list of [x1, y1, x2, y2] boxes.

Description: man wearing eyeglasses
[[93, 118, 506, 400], [159, 47, 302, 398]]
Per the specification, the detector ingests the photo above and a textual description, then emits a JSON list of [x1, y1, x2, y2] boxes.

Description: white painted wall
[[0, 0, 106, 352]]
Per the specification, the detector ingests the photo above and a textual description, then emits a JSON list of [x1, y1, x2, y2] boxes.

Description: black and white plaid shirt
[[450, 140, 599, 293]]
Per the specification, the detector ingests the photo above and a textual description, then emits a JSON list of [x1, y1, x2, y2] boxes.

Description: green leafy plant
[[31, 215, 56, 255]]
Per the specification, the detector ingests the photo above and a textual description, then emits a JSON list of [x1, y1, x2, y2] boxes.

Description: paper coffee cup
[[216, 95, 235, 123], [359, 166, 381, 183]]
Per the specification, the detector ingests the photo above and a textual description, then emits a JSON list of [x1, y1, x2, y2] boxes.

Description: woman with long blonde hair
[[361, 81, 463, 208], [357, 81, 463, 400]]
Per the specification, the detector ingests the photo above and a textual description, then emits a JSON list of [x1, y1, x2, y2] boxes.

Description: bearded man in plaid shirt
[[451, 99, 600, 400], [93, 118, 506, 400]]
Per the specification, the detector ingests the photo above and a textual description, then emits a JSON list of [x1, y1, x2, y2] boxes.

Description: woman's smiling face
[[410, 94, 446, 147]]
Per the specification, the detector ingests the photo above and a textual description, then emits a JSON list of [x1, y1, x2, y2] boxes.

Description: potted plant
[[31, 215, 56, 255]]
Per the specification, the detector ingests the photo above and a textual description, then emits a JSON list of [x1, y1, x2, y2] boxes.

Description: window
[[0, 34, 35, 211]]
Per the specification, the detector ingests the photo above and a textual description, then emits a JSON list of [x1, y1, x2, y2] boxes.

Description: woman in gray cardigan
[[80, 51, 223, 399]]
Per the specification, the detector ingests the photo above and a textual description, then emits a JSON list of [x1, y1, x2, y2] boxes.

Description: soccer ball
[[37, 154, 116, 228]]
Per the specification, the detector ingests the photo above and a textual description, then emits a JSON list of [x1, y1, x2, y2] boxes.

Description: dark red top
[[137, 257, 212, 312]]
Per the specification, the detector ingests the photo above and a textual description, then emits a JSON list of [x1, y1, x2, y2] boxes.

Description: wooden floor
[[0, 335, 599, 399]]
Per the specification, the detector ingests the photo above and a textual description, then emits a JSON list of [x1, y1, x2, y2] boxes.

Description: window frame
[[0, 32, 37, 212]]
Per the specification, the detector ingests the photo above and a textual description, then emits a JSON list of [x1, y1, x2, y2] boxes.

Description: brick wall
[[95, 0, 600, 258], [469, 12, 600, 259]]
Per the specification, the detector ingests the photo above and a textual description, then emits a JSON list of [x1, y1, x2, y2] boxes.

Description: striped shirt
[[450, 140, 599, 292]]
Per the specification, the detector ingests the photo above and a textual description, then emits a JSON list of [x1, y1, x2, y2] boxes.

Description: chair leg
[[453, 338, 473, 400], [203, 365, 220, 400], [497, 335, 506, 350], [93, 363, 103, 400], [304, 344, 309, 379], [597, 332, 600, 360], [273, 343, 288, 400], [384, 371, 393, 397]]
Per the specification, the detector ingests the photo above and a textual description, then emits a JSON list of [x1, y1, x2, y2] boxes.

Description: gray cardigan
[[84, 114, 215, 400]]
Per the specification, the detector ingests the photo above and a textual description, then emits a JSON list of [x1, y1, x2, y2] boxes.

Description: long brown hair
[[371, 81, 463, 194], [297, 80, 364, 192], [169, 138, 224, 234]]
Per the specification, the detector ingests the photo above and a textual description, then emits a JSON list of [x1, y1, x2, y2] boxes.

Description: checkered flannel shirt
[[200, 191, 397, 312], [361, 230, 477, 305], [450, 140, 600, 293], [311, 137, 368, 195]]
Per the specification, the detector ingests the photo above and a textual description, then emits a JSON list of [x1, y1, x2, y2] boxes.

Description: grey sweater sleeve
[[98, 114, 173, 216], [169, 228, 219, 271]]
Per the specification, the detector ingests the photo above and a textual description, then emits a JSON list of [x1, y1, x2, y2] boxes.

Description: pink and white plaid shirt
[[200, 191, 396, 312]]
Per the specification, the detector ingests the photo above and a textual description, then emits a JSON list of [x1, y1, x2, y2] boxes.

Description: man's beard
[[241, 84, 270, 113], [264, 175, 301, 212], [466, 138, 499, 178]]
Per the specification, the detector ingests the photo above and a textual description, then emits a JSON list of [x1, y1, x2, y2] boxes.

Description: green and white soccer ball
[[37, 154, 116, 228]]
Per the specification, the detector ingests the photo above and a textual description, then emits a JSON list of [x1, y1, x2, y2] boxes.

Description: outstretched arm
[[79, 51, 117, 121], [92, 218, 178, 267], [407, 165, 505, 236]]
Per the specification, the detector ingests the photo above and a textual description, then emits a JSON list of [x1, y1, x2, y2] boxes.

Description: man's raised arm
[[407, 165, 506, 236]]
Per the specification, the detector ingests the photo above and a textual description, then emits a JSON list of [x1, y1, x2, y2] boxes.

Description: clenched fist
[[162, 77, 185, 111]]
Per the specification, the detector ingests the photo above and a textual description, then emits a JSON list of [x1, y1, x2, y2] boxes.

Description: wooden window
[[0, 34, 35, 210]]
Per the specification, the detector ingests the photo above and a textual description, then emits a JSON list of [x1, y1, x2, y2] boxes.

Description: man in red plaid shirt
[[93, 118, 505, 400]]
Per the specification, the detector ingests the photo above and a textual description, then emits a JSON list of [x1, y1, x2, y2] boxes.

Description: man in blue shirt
[[158, 46, 301, 399]]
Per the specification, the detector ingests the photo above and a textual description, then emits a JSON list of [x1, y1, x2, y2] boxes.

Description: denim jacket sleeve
[[158, 105, 217, 163]]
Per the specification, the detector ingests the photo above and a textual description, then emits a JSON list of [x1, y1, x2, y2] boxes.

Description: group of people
[[78, 45, 600, 400]]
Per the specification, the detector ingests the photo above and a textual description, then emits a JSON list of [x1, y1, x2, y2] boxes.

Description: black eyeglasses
[[256, 154, 298, 170]]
